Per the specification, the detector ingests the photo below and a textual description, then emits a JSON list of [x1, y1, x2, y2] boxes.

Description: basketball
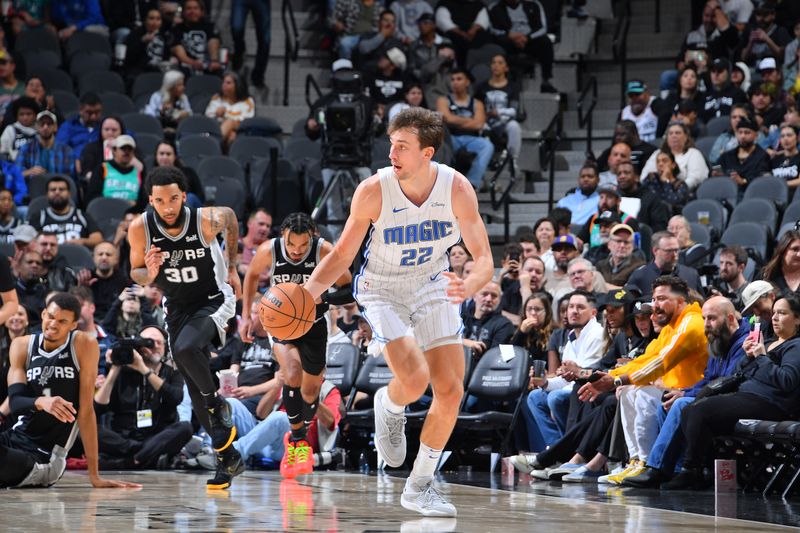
[[258, 283, 316, 340]]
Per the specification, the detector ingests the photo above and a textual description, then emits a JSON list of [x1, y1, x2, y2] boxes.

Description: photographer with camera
[[94, 325, 192, 469], [102, 285, 157, 339]]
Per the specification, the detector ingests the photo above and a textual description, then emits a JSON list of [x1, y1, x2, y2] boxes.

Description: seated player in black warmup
[[127, 167, 243, 490], [1, 292, 139, 489], [239, 213, 352, 478]]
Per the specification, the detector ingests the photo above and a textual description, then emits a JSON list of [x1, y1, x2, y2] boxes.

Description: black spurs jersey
[[31, 206, 99, 244], [14, 331, 81, 452], [269, 236, 327, 320], [143, 206, 234, 310]]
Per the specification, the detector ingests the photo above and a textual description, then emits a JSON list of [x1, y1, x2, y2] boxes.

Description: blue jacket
[[50, 0, 106, 30], [739, 336, 800, 416], [55, 115, 99, 160], [1, 160, 26, 205], [684, 319, 748, 397]]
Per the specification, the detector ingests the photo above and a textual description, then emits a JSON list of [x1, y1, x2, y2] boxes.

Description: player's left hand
[[442, 272, 468, 303], [90, 476, 142, 489], [228, 268, 242, 299]]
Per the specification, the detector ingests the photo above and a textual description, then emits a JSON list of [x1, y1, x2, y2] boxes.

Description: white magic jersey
[[355, 163, 461, 288]]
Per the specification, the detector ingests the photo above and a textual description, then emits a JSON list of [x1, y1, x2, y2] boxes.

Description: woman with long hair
[[762, 230, 800, 295], [655, 66, 705, 137], [770, 124, 800, 193], [152, 140, 205, 208], [534, 217, 557, 272], [0, 304, 29, 424], [640, 122, 709, 189], [448, 242, 471, 278], [204, 72, 255, 149], [511, 292, 555, 370], [143, 70, 192, 129], [642, 148, 690, 211]]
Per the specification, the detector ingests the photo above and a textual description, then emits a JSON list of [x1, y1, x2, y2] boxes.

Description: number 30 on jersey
[[164, 266, 199, 283]]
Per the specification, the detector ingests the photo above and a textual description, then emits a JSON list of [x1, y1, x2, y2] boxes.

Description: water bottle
[[359, 452, 369, 474]]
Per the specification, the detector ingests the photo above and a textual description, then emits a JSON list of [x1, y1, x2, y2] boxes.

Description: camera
[[110, 336, 156, 366], [320, 70, 373, 168]]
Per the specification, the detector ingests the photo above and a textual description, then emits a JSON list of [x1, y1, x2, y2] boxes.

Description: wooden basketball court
[[4, 470, 797, 532]]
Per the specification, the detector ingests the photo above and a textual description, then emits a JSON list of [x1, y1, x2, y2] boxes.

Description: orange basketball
[[258, 283, 316, 340]]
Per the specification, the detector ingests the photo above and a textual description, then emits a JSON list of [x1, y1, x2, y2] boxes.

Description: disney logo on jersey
[[383, 219, 453, 245], [161, 248, 206, 267], [27, 365, 75, 386]]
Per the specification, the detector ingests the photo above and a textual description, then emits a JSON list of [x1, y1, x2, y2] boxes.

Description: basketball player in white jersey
[[304, 107, 493, 517]]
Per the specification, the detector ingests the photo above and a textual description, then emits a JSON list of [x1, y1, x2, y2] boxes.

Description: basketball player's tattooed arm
[[205, 206, 242, 298]]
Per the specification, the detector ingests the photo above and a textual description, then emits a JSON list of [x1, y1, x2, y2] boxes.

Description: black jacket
[[488, 0, 547, 47], [627, 261, 702, 298], [701, 82, 747, 123], [718, 145, 772, 185], [738, 336, 800, 416], [620, 185, 670, 232], [461, 308, 515, 351]]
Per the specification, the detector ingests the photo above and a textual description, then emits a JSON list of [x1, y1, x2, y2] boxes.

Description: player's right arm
[[128, 215, 163, 286], [304, 176, 382, 301], [239, 239, 274, 342]]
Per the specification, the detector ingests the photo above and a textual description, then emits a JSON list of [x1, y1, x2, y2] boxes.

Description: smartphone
[[509, 252, 520, 262], [747, 322, 761, 343]]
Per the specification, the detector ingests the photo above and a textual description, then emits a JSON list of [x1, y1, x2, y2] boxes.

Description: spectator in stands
[[331, 0, 382, 60], [81, 116, 143, 181], [56, 92, 102, 162], [409, 13, 453, 105], [742, 280, 777, 339], [528, 290, 605, 449], [554, 258, 607, 307], [627, 231, 702, 298], [598, 143, 631, 186], [617, 161, 669, 232], [0, 97, 37, 162], [501, 255, 546, 324], [86, 135, 145, 206], [762, 230, 800, 295], [102, 285, 156, 338], [0, 77, 56, 129], [170, 0, 223, 75], [701, 57, 747, 124], [14, 250, 46, 328], [50, 0, 109, 39], [497, 242, 523, 294], [597, 223, 645, 289], [365, 47, 410, 117], [123, 7, 171, 79], [713, 245, 749, 308], [8, 1, 49, 35], [94, 324, 191, 469], [448, 242, 470, 279], [716, 117, 771, 192], [143, 70, 192, 129], [461, 279, 515, 358], [488, 0, 557, 94], [76, 242, 130, 322], [16, 110, 75, 181], [708, 103, 752, 164], [665, 294, 800, 490], [10, 224, 37, 271], [29, 175, 103, 248], [518, 234, 538, 259], [391, 0, 432, 42], [230, 0, 272, 88], [717, 0, 753, 32], [668, 214, 707, 268], [750, 82, 785, 130], [510, 292, 554, 365], [0, 190, 22, 243], [620, 80, 659, 143], [673, 100, 707, 140], [152, 141, 204, 208], [386, 81, 426, 123], [0, 157, 25, 209], [578, 189, 639, 261], [770, 125, 800, 188], [741, 2, 791, 67], [237, 208, 273, 289], [204, 72, 255, 150], [357, 9, 407, 73], [641, 122, 709, 190], [105, 0, 152, 45], [556, 163, 600, 226], [533, 217, 557, 272], [0, 304, 28, 425], [0, 51, 22, 121], [786, 19, 800, 70], [436, 68, 494, 190], [597, 120, 656, 175], [36, 232, 78, 293], [434, 0, 491, 67], [474, 53, 524, 168], [70, 286, 114, 378], [655, 66, 705, 138], [680, 2, 738, 71]]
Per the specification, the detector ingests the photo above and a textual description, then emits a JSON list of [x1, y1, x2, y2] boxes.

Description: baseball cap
[[13, 224, 38, 244], [112, 134, 136, 149], [331, 58, 353, 72], [551, 235, 578, 250], [596, 210, 621, 226], [417, 12, 435, 23], [597, 184, 620, 198], [626, 80, 646, 95], [633, 298, 653, 315], [736, 118, 758, 132], [385, 47, 407, 71], [610, 223, 634, 236], [710, 57, 731, 72], [36, 110, 57, 125], [758, 57, 777, 72], [601, 289, 633, 309], [741, 280, 775, 313]]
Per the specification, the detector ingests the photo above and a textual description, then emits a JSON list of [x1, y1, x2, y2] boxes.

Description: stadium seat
[[29, 67, 74, 93], [132, 133, 163, 161], [65, 31, 112, 60], [743, 175, 789, 209], [344, 352, 393, 419], [68, 51, 111, 78], [720, 222, 769, 263], [21, 49, 61, 71], [781, 201, 800, 228], [230, 137, 282, 168], [86, 197, 130, 241], [57, 243, 95, 270], [689, 222, 712, 249], [131, 72, 164, 102], [283, 137, 321, 167], [470, 62, 491, 88], [0, 242, 13, 257], [777, 222, 796, 241], [682, 199, 727, 238], [465, 43, 506, 71], [696, 176, 739, 209], [189, 94, 211, 116], [291, 118, 307, 138], [176, 116, 222, 140], [185, 74, 222, 98], [122, 113, 164, 138], [197, 156, 246, 189], [729, 198, 778, 237], [200, 174, 247, 219], [26, 173, 79, 203], [694, 136, 716, 159], [177, 135, 222, 169], [78, 70, 125, 95], [25, 196, 49, 221], [99, 93, 136, 115], [52, 90, 80, 118], [705, 115, 730, 137], [237, 117, 283, 138], [324, 343, 360, 397], [15, 28, 60, 54]]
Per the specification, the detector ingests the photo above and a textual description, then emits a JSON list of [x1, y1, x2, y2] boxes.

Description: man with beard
[[627, 231, 702, 298], [616, 161, 669, 231], [29, 175, 103, 248], [597, 120, 656, 175], [701, 57, 747, 123], [619, 80, 658, 143], [624, 296, 747, 488], [36, 232, 77, 293], [556, 164, 600, 226], [717, 118, 770, 193], [14, 250, 47, 328], [15, 111, 76, 180], [713, 246, 748, 308], [76, 242, 130, 321], [576, 276, 708, 485], [461, 280, 514, 358]]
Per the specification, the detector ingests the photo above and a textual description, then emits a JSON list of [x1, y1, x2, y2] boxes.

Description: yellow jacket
[[611, 302, 708, 389]]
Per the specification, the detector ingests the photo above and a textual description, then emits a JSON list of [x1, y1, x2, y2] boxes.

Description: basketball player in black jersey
[[239, 213, 352, 477], [1, 292, 139, 489], [127, 167, 244, 490]]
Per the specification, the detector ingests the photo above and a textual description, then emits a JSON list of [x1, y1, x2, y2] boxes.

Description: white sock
[[408, 442, 441, 487], [381, 388, 405, 415]]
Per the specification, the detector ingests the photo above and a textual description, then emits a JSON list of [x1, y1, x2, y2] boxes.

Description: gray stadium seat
[[696, 176, 739, 208], [185, 74, 222, 98], [29, 67, 74, 93], [200, 175, 246, 219], [694, 136, 716, 159], [131, 72, 164, 101], [65, 31, 112, 60], [25, 196, 49, 221], [176, 116, 222, 140], [86, 197, 130, 241], [99, 93, 136, 115], [705, 116, 730, 137], [470, 63, 491, 88], [689, 222, 712, 249], [284, 137, 321, 166], [238, 117, 282, 138], [325, 343, 360, 397], [78, 70, 125, 95], [189, 94, 211, 116], [177, 135, 222, 170], [197, 156, 246, 189], [291, 118, 306, 138], [729, 198, 778, 236], [57, 243, 95, 271], [682, 199, 727, 237], [781, 201, 800, 228], [133, 133, 163, 160], [720, 222, 769, 263], [743, 175, 789, 209], [52, 90, 80, 118], [465, 43, 506, 70], [123, 113, 164, 138], [777, 222, 796, 241], [69, 51, 111, 78], [21, 49, 61, 71], [16, 28, 60, 54]]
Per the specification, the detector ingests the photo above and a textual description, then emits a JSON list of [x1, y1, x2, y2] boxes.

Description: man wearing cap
[[10, 224, 37, 269], [716, 117, 770, 191], [15, 110, 75, 180], [701, 56, 747, 123], [599, 143, 631, 186], [741, 2, 791, 68], [556, 163, 600, 226], [672, 99, 706, 139], [741, 280, 777, 339], [627, 231, 702, 298], [616, 161, 669, 231], [86, 135, 145, 206], [577, 184, 638, 252], [597, 224, 646, 289], [620, 80, 658, 143], [29, 175, 102, 248], [544, 235, 579, 295]]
